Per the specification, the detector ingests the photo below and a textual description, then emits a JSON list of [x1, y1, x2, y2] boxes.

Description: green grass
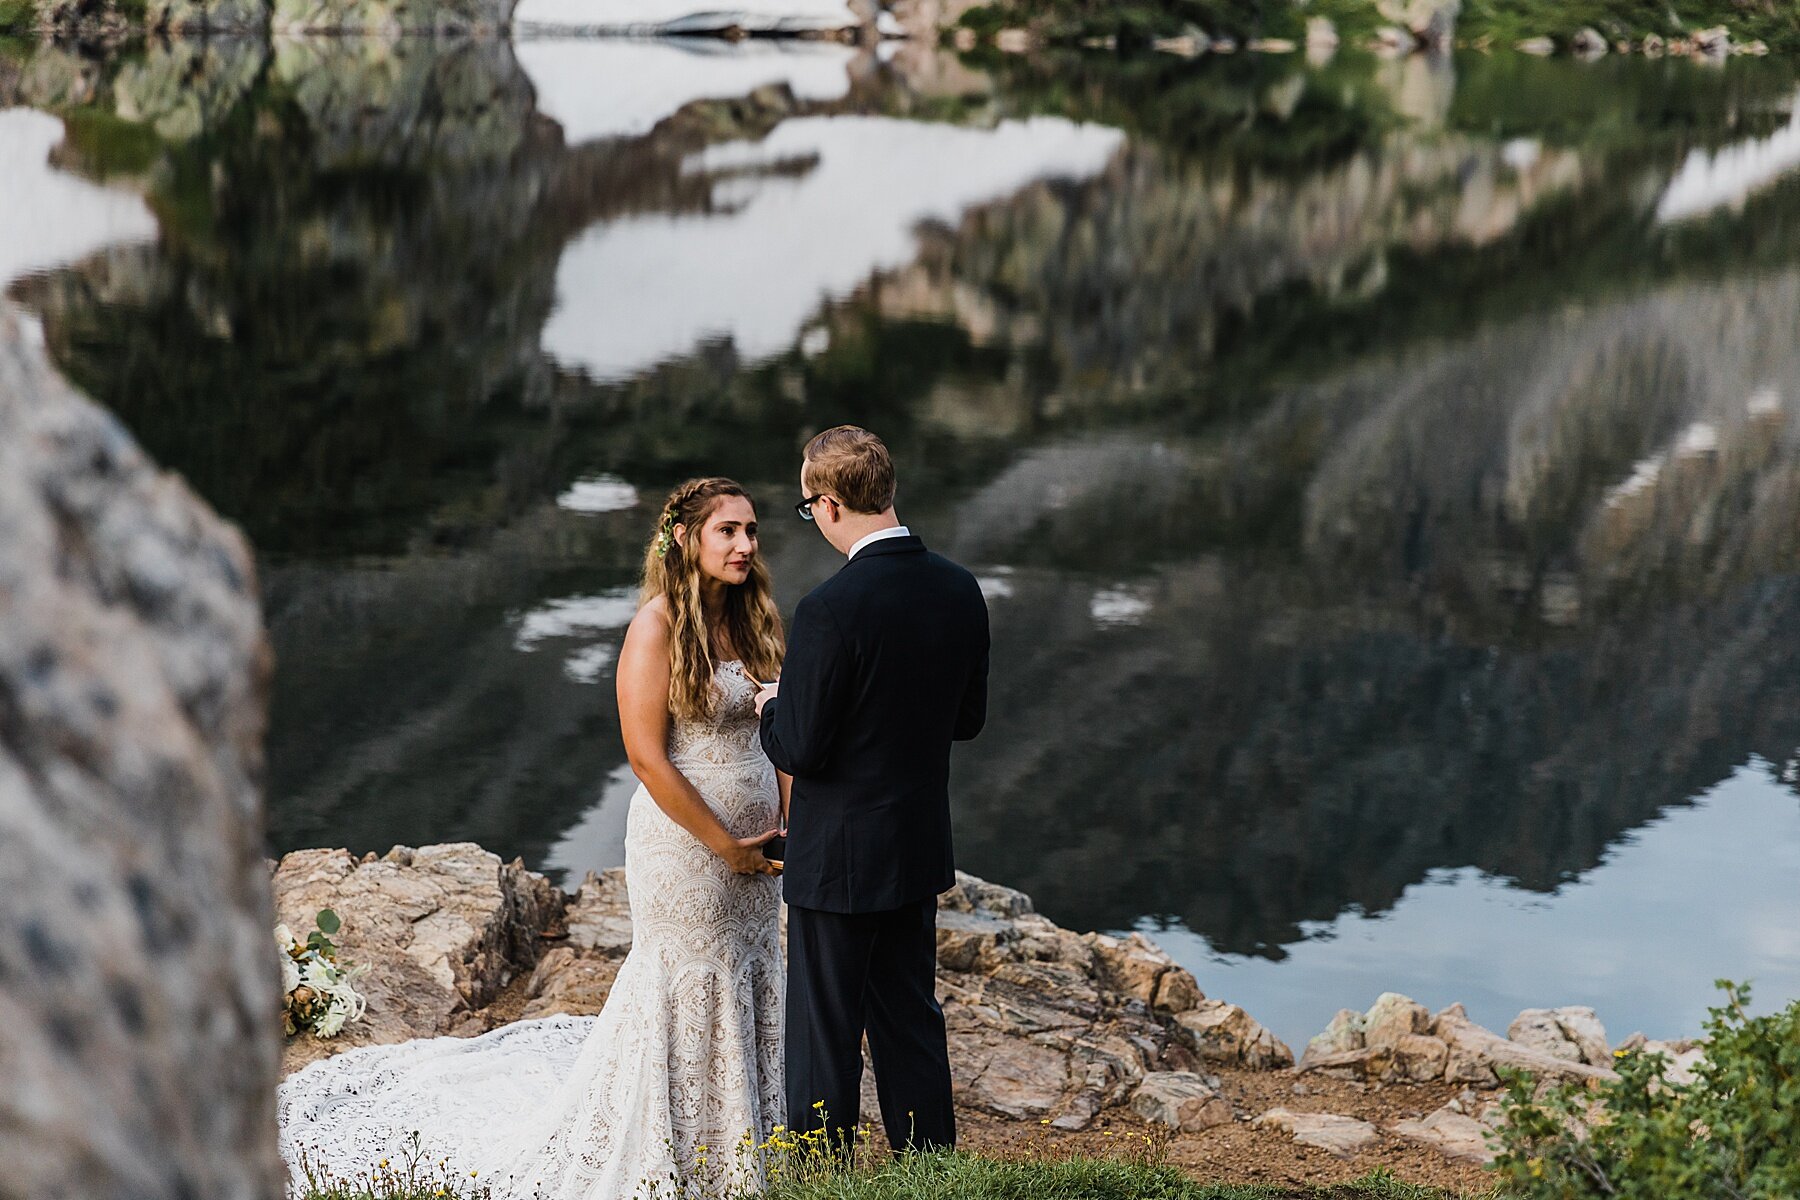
[[292, 1158, 1485, 1200], [760, 1156, 1476, 1199], [0, 0, 35, 31]]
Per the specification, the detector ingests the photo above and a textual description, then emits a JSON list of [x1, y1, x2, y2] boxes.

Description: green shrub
[[1491, 981, 1800, 1199]]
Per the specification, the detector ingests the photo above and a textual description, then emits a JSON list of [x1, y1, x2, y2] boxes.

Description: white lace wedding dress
[[278, 662, 784, 1199]]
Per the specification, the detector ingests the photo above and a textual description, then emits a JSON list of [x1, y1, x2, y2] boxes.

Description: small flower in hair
[[655, 513, 677, 559]]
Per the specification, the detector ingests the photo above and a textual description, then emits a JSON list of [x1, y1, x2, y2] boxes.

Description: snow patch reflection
[[0, 109, 159, 288], [1657, 92, 1800, 222], [514, 38, 854, 145], [542, 115, 1125, 382]]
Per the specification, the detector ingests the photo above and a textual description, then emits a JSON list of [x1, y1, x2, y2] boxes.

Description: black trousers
[[785, 898, 955, 1154]]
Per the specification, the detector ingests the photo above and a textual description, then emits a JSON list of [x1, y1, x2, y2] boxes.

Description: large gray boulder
[[0, 304, 284, 1199]]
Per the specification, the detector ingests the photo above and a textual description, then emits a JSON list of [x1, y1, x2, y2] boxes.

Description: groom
[[756, 425, 990, 1156]]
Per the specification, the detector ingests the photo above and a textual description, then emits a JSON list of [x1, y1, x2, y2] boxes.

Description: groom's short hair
[[803, 425, 896, 514]]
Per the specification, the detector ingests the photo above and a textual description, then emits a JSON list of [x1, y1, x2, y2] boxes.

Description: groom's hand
[[722, 828, 782, 875], [753, 681, 779, 716]]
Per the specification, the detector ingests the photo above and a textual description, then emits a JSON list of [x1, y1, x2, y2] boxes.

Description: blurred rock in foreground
[[0, 302, 282, 1200]]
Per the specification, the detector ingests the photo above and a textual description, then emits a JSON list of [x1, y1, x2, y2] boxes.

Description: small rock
[[1295, 1046, 1381, 1080], [1387, 1032, 1451, 1082], [945, 872, 1035, 918], [1621, 1036, 1706, 1086], [1307, 1009, 1368, 1059], [994, 27, 1030, 52], [1641, 33, 1664, 55], [1152, 967, 1205, 1015], [936, 908, 1016, 973], [1508, 1010, 1584, 1063], [1692, 25, 1729, 56], [1364, 992, 1430, 1048], [1131, 1072, 1233, 1132], [1515, 36, 1555, 55], [1435, 1004, 1618, 1087], [1248, 37, 1296, 53], [1176, 1000, 1294, 1070], [1306, 16, 1338, 47], [1085, 932, 1177, 1008], [1152, 33, 1208, 56], [1253, 1108, 1379, 1158], [1509, 1006, 1609, 1066], [1570, 26, 1607, 56], [1390, 1104, 1497, 1164], [522, 946, 621, 1018]]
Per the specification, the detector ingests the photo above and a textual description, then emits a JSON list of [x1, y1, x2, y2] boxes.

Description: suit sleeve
[[953, 591, 990, 742], [760, 592, 851, 776]]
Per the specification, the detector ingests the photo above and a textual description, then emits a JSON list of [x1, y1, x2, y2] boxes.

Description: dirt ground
[[285, 976, 1498, 1196], [956, 1069, 1496, 1197]]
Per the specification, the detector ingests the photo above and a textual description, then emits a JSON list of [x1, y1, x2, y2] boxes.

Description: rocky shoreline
[[3, 0, 1789, 58], [273, 842, 1699, 1183]]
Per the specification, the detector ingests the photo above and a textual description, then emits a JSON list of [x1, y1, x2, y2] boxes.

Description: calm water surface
[[6, 36, 1800, 1048]]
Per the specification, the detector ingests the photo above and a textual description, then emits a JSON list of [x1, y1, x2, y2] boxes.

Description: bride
[[278, 477, 789, 1199]]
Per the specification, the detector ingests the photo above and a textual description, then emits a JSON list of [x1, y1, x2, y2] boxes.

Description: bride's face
[[686, 495, 759, 587]]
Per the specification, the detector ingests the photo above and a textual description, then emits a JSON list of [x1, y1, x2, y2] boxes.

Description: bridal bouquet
[[277, 909, 368, 1040]]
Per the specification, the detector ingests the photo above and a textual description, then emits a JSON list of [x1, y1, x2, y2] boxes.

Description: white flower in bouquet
[[274, 924, 296, 950], [329, 968, 369, 1017], [303, 958, 337, 991], [280, 953, 301, 995], [314, 998, 350, 1039]]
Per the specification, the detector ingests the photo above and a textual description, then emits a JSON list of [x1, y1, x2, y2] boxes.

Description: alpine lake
[[6, 32, 1800, 1049]]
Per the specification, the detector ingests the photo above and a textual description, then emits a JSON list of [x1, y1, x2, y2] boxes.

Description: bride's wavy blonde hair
[[641, 477, 785, 722]]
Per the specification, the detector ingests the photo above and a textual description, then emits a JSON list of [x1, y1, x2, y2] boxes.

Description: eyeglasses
[[795, 493, 829, 522]]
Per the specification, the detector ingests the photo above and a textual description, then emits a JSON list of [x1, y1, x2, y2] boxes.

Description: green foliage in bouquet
[[1491, 981, 1800, 1199]]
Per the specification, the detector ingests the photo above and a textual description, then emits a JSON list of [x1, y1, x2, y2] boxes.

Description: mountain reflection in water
[[5, 35, 1800, 1044]]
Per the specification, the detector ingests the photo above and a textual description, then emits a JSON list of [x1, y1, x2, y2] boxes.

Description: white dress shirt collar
[[848, 525, 912, 561]]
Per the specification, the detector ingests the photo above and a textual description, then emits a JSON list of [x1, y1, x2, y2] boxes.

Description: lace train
[[278, 663, 784, 1199]]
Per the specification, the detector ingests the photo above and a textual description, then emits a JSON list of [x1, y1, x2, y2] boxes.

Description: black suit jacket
[[760, 534, 989, 913]]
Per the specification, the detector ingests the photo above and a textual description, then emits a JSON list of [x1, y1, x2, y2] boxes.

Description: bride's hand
[[722, 828, 781, 875]]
